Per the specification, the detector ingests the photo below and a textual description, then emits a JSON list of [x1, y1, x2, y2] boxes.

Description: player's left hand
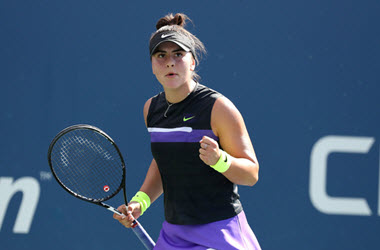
[[199, 136, 221, 166]]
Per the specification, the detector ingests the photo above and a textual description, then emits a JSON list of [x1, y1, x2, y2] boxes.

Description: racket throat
[[106, 206, 123, 216]]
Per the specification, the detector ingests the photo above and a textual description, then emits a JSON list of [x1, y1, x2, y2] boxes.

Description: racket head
[[47, 124, 126, 203]]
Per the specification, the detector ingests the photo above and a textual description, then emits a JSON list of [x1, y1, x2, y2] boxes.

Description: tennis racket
[[47, 124, 155, 250]]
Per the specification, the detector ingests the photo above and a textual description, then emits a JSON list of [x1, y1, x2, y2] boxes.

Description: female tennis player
[[114, 13, 261, 250]]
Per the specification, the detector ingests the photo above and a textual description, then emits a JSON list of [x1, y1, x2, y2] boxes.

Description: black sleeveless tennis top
[[147, 83, 242, 225]]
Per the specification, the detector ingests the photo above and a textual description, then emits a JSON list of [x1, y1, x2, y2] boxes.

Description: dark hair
[[150, 13, 206, 81], [155, 13, 188, 30]]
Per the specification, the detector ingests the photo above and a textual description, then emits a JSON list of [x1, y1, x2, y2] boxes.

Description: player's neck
[[164, 80, 196, 103]]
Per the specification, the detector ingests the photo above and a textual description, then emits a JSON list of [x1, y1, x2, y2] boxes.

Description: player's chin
[[161, 78, 183, 88]]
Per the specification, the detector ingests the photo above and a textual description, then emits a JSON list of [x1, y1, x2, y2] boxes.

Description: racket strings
[[50, 129, 123, 201]]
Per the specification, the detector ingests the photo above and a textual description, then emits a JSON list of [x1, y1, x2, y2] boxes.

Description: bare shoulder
[[211, 96, 254, 158], [211, 96, 246, 136], [143, 97, 153, 127]]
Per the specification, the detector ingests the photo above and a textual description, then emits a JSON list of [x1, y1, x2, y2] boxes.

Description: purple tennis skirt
[[154, 211, 261, 250]]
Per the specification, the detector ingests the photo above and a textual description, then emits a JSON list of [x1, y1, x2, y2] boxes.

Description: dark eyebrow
[[153, 49, 166, 54]]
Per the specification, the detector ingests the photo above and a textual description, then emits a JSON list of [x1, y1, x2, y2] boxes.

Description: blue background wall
[[1, 1, 379, 249]]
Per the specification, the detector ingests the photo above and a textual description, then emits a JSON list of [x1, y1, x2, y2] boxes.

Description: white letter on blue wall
[[310, 136, 374, 216], [0, 177, 40, 233]]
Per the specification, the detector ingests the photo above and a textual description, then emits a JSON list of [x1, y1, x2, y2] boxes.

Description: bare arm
[[139, 158, 163, 204], [199, 96, 259, 186], [113, 97, 163, 227]]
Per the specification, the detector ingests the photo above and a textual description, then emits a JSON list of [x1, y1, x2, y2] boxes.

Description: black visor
[[149, 30, 194, 57]]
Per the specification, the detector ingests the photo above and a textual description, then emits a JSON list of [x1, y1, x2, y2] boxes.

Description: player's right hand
[[113, 202, 141, 228]]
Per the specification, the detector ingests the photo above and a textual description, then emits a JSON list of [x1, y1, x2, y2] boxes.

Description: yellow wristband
[[130, 191, 151, 216], [210, 150, 232, 173]]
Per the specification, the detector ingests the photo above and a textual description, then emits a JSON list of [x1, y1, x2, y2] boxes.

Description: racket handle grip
[[109, 206, 155, 249], [131, 219, 156, 250]]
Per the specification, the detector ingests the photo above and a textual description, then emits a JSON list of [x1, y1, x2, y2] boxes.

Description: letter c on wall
[[310, 136, 374, 216]]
